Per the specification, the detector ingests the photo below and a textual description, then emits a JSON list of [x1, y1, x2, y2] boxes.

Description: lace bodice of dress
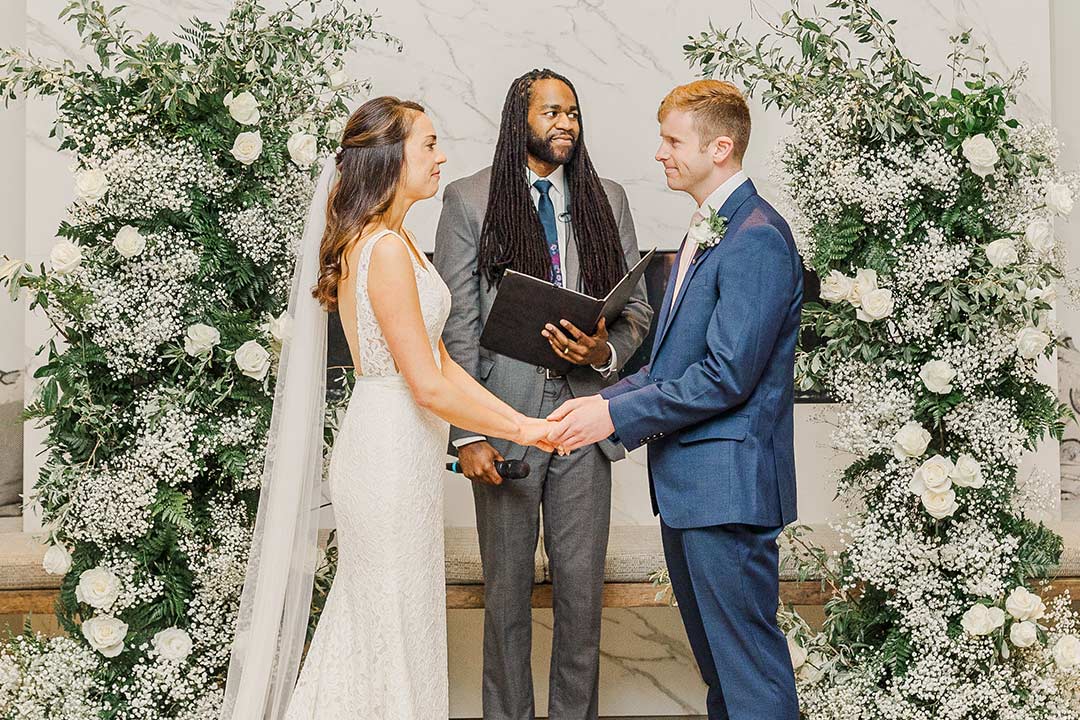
[[353, 229, 451, 377]]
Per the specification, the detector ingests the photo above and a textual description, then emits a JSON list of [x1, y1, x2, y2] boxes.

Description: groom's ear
[[710, 135, 736, 166]]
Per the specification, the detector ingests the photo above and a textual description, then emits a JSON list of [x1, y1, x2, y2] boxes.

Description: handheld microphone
[[446, 458, 531, 479]]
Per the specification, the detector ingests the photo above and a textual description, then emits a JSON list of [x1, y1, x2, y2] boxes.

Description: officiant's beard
[[527, 128, 578, 167]]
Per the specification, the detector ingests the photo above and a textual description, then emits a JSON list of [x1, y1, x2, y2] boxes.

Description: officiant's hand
[[457, 441, 506, 486], [542, 318, 610, 366]]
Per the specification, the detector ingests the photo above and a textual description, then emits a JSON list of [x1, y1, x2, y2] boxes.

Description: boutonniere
[[688, 206, 728, 251]]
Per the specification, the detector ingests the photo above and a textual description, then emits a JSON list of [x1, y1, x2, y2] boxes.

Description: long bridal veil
[[220, 156, 337, 720]]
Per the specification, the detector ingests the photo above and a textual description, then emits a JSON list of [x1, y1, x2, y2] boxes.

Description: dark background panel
[[327, 251, 826, 401]]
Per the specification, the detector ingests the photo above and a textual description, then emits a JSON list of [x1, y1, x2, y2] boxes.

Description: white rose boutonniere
[[688, 207, 728, 251]]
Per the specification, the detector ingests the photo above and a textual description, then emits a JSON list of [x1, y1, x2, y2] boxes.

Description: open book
[[479, 248, 656, 373]]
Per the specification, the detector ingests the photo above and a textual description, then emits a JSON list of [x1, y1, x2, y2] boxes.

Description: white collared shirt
[[671, 170, 747, 303]]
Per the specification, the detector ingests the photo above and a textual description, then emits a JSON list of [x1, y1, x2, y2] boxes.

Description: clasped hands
[[516, 395, 614, 455]]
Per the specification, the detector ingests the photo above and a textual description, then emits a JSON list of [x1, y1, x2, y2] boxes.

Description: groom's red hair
[[658, 80, 751, 162]]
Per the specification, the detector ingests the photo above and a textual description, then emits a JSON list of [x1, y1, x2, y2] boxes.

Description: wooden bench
[[5, 524, 1079, 615]]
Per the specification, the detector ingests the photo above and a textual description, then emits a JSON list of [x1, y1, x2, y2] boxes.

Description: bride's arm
[[438, 342, 520, 422], [366, 235, 545, 444]]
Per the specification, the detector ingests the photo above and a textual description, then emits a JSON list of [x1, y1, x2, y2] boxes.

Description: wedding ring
[[562, 346, 570, 354]]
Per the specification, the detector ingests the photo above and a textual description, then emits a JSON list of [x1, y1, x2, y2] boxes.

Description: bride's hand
[[516, 417, 557, 453]]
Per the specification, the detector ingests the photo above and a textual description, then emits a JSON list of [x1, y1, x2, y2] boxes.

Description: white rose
[[961, 603, 1005, 636], [1054, 635, 1080, 671], [1027, 284, 1057, 304], [892, 421, 931, 461], [184, 323, 220, 357], [230, 131, 263, 165], [820, 270, 854, 304], [787, 637, 807, 671], [1047, 182, 1075, 217], [909, 455, 954, 495], [951, 454, 985, 489], [848, 268, 878, 307], [287, 132, 318, 167], [856, 288, 894, 322], [961, 134, 999, 178], [1005, 586, 1046, 622], [1016, 326, 1051, 360], [81, 614, 128, 658], [0, 657, 18, 689], [49, 240, 82, 275], [0, 257, 23, 283], [984, 238, 1018, 268], [235, 340, 271, 380], [112, 225, 146, 258], [919, 360, 955, 394], [152, 627, 193, 661], [325, 116, 346, 141], [687, 218, 712, 248], [42, 544, 72, 575], [1025, 219, 1054, 256], [1010, 620, 1039, 648], [328, 67, 349, 89], [75, 566, 121, 610], [74, 167, 108, 203], [265, 311, 293, 344], [921, 488, 958, 520], [223, 90, 261, 125]]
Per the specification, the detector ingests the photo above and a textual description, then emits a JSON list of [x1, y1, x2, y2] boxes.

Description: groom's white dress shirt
[[671, 170, 747, 303]]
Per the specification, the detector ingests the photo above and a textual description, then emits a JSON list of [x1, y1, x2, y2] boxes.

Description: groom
[[548, 80, 802, 719]]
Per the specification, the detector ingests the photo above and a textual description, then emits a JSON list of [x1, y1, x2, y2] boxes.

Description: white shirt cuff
[[591, 342, 618, 377], [452, 436, 487, 449]]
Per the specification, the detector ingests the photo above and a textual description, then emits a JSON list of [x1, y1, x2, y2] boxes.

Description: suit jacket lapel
[[565, 227, 581, 292], [653, 179, 758, 359]]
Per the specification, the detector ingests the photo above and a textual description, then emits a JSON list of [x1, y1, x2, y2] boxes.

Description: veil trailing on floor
[[220, 156, 337, 720]]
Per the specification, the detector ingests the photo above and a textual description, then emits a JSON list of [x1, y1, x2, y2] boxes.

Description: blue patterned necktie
[[533, 178, 563, 287]]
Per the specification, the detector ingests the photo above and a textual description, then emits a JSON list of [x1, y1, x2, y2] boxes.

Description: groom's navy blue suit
[[600, 179, 801, 719]]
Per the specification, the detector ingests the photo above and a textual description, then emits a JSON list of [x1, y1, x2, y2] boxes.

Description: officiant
[[434, 68, 652, 720]]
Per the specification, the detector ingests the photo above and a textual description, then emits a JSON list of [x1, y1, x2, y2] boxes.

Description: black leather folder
[[479, 248, 656, 373]]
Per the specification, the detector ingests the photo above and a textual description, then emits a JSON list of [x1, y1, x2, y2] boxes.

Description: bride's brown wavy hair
[[313, 96, 425, 311]]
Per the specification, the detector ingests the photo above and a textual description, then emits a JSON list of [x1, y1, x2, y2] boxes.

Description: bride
[[220, 96, 556, 719]]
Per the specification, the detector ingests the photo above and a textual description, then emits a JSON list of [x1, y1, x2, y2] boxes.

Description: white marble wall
[[5, 0, 1071, 715]]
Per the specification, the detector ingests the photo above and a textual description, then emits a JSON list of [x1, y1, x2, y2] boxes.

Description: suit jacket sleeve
[[433, 182, 483, 447], [607, 223, 794, 450], [604, 184, 653, 372]]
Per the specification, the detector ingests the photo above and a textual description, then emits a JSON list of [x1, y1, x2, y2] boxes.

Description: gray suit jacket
[[434, 166, 653, 462]]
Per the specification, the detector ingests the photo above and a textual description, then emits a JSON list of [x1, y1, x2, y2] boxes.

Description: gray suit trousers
[[472, 378, 611, 720]]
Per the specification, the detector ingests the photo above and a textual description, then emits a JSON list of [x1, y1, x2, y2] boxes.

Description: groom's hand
[[546, 395, 615, 453], [542, 318, 610, 366]]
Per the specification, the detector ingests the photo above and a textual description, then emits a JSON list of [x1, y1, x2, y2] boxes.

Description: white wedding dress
[[284, 228, 452, 719]]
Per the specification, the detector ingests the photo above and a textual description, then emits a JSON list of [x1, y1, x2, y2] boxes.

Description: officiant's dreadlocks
[[477, 69, 627, 294]]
